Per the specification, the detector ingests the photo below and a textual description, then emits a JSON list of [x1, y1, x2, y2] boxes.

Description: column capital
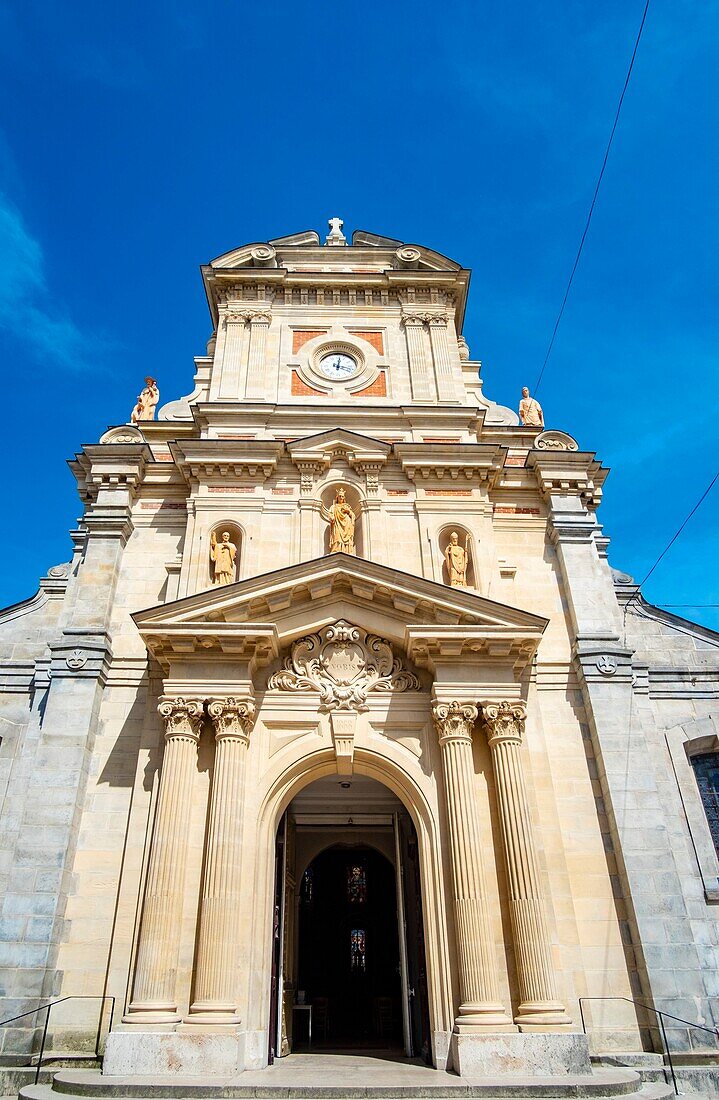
[[157, 696, 204, 742], [432, 699, 478, 744], [482, 700, 527, 746], [207, 696, 256, 743]]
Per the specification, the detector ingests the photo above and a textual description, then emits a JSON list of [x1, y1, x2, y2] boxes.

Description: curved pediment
[[133, 554, 547, 673]]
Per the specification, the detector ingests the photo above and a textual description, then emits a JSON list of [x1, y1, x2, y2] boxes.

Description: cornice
[[394, 442, 505, 485], [168, 439, 284, 483], [526, 449, 608, 509]]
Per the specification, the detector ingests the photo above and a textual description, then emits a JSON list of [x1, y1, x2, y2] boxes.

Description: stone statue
[[321, 488, 356, 555], [131, 377, 160, 423], [518, 387, 544, 427], [445, 531, 469, 587], [210, 530, 237, 585]]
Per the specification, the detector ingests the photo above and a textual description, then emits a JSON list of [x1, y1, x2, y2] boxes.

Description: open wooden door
[[395, 811, 431, 1062]]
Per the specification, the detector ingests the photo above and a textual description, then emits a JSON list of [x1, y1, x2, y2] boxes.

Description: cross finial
[[325, 216, 347, 246]]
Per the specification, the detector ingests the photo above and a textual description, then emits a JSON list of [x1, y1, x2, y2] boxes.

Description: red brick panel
[[291, 370, 326, 397], [353, 372, 387, 397], [292, 330, 327, 354], [349, 330, 384, 355]]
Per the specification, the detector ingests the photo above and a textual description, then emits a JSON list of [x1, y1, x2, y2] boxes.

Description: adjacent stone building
[[1, 222, 718, 1086]]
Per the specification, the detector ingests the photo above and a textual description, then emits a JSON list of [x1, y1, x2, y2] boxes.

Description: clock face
[[319, 352, 358, 380]]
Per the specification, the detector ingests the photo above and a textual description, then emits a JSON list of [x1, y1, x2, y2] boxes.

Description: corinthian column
[[245, 310, 271, 399], [482, 701, 571, 1026], [186, 696, 256, 1022], [432, 700, 513, 1030], [427, 314, 459, 402], [124, 697, 203, 1022]]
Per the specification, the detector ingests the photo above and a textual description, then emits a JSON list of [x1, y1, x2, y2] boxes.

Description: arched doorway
[[269, 775, 430, 1062]]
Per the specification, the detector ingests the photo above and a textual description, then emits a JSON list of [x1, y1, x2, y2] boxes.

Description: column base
[[104, 1030, 246, 1076], [451, 1031, 591, 1077], [515, 1000, 574, 1029], [183, 1003, 241, 1025], [121, 1005, 180, 1025], [455, 1005, 516, 1032]]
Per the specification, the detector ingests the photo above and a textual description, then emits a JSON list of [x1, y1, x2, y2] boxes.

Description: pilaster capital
[[245, 309, 271, 324], [206, 696, 256, 743], [157, 696, 204, 742], [432, 699, 478, 745], [481, 700, 527, 746], [400, 311, 430, 327]]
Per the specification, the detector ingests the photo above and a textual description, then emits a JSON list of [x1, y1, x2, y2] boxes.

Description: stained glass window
[[347, 863, 367, 904], [301, 867, 313, 904], [350, 928, 366, 971], [692, 753, 719, 856]]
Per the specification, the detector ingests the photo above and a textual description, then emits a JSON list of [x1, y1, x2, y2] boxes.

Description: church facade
[[1, 222, 718, 1085]]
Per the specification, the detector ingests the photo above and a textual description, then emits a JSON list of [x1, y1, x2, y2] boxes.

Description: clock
[[318, 352, 358, 380]]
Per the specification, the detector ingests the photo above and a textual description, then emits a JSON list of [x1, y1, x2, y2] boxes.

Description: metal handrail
[[0, 995, 115, 1084], [579, 995, 719, 1096]]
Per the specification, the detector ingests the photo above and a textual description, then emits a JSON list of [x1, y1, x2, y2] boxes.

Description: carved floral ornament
[[207, 697, 256, 741], [267, 620, 421, 712]]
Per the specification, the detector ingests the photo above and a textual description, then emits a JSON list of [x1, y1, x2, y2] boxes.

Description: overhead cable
[[533, 0, 651, 396]]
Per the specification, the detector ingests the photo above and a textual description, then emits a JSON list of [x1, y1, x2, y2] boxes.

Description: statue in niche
[[445, 531, 469, 587], [321, 488, 356, 555], [131, 377, 160, 423], [210, 530, 237, 585], [518, 386, 544, 427]]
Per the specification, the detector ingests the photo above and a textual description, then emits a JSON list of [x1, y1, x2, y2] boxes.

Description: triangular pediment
[[133, 555, 547, 671], [286, 430, 391, 465]]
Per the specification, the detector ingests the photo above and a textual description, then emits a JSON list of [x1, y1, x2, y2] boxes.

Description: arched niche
[[438, 525, 477, 589], [319, 482, 365, 558], [208, 520, 243, 586]]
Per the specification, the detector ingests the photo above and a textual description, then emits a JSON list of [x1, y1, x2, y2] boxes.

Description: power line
[[625, 469, 719, 612], [533, 0, 651, 397]]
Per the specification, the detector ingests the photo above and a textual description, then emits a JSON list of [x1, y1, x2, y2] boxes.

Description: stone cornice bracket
[[294, 459, 328, 495], [157, 696, 204, 742], [526, 450, 608, 510], [206, 696, 256, 745], [481, 700, 527, 746], [431, 700, 478, 745], [268, 619, 420, 713]]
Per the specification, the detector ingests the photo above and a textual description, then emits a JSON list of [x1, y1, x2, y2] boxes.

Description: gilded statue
[[321, 488, 356, 555], [518, 386, 544, 427], [445, 531, 469, 587], [210, 530, 237, 585], [131, 377, 160, 423]]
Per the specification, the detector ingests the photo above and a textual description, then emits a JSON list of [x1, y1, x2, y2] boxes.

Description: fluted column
[[124, 697, 204, 1022], [432, 700, 513, 1031], [245, 310, 271, 399], [186, 696, 256, 1022], [483, 701, 571, 1026]]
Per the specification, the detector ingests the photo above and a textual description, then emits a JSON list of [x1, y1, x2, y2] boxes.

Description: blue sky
[[0, 0, 717, 627]]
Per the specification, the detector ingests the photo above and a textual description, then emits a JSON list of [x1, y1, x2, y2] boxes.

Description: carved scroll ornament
[[267, 619, 420, 712]]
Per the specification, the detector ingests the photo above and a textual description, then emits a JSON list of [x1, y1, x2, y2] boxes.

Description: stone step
[[0, 1064, 100, 1094], [16, 1067, 671, 1100]]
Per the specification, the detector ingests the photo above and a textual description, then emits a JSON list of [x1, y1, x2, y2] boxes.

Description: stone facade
[[0, 224, 717, 1080]]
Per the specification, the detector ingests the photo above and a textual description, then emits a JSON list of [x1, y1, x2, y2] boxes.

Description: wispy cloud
[[0, 194, 102, 371]]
